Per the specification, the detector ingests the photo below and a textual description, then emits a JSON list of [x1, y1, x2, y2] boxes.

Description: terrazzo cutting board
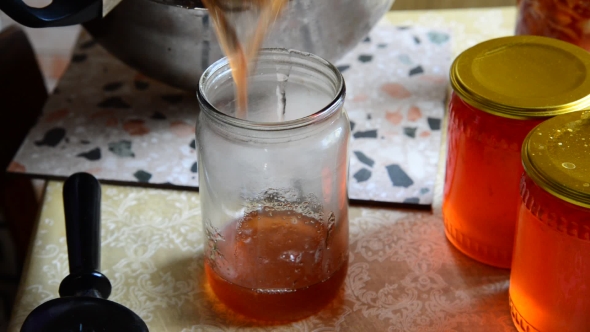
[[9, 21, 451, 205]]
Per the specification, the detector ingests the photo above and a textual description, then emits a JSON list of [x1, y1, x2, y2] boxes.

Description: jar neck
[[520, 173, 590, 240], [197, 48, 346, 135]]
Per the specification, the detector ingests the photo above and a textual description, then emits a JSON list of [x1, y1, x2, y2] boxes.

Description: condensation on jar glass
[[444, 36, 590, 268], [516, 0, 590, 51], [510, 110, 590, 332], [196, 49, 350, 322]]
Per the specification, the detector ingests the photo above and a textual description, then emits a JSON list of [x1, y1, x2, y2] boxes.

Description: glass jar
[[444, 36, 590, 268], [196, 49, 350, 321], [516, 0, 590, 51], [510, 111, 590, 332]]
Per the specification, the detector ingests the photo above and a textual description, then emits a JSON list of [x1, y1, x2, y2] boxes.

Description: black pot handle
[[0, 0, 102, 28], [59, 172, 112, 299]]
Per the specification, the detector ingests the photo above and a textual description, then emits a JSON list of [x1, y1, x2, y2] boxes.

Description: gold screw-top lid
[[451, 36, 590, 119], [523, 111, 590, 208]]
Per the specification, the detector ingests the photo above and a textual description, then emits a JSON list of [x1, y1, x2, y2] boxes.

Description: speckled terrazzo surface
[[343, 24, 450, 204], [8, 20, 452, 205]]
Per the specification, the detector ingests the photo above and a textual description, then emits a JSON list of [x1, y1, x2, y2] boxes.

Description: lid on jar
[[451, 36, 590, 120], [522, 111, 590, 208]]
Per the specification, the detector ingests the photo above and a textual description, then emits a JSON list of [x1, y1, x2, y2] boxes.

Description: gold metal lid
[[522, 111, 590, 208], [451, 36, 590, 119]]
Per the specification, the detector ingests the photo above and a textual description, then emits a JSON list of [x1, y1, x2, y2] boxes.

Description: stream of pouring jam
[[202, 0, 288, 119]]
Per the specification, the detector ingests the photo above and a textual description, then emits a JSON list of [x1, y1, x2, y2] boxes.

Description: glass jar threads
[[516, 0, 590, 51], [510, 111, 590, 332], [196, 49, 350, 321], [444, 36, 590, 268]]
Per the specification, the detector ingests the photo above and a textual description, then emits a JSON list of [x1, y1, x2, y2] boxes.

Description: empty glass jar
[[196, 49, 350, 321]]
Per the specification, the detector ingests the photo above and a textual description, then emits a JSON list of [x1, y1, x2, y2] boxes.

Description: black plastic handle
[[0, 0, 102, 28], [59, 172, 111, 299]]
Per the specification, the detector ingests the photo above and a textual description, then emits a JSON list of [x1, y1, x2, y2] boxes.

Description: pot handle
[[0, 0, 102, 28], [58, 172, 112, 299]]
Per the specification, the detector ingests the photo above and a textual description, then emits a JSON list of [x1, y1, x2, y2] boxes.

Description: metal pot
[[1, 0, 394, 91]]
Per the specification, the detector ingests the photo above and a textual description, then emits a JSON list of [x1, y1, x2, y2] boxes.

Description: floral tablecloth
[[9, 7, 518, 332]]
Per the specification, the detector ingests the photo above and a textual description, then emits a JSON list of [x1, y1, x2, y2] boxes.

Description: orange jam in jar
[[516, 0, 590, 51], [510, 111, 590, 332], [444, 36, 590, 268]]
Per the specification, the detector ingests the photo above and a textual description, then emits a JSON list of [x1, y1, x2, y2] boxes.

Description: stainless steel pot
[[84, 0, 394, 91]]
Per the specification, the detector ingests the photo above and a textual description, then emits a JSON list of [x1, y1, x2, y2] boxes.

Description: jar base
[[510, 296, 540, 332], [443, 216, 512, 269], [205, 260, 348, 322]]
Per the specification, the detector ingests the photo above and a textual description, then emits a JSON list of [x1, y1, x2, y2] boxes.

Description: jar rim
[[197, 48, 346, 131]]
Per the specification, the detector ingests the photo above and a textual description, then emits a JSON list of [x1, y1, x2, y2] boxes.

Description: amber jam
[[517, 0, 590, 51], [443, 36, 590, 268], [443, 93, 543, 268], [510, 175, 590, 332], [205, 209, 349, 321], [509, 110, 590, 331]]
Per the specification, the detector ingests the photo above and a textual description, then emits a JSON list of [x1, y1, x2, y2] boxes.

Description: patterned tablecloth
[[9, 7, 518, 332]]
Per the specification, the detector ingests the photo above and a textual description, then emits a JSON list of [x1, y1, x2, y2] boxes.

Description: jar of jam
[[444, 36, 590, 268], [196, 49, 350, 321], [510, 111, 590, 332], [516, 0, 590, 51]]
